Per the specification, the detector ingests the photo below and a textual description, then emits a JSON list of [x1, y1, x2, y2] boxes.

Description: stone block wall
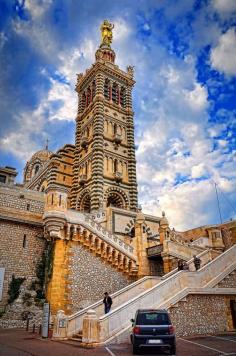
[[69, 243, 131, 311], [0, 185, 44, 214], [216, 271, 236, 288], [0, 220, 45, 308], [169, 295, 228, 337]]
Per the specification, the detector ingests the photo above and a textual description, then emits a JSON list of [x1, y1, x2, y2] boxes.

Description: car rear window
[[136, 312, 169, 325]]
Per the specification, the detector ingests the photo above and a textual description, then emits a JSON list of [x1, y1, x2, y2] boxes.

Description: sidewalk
[[0, 329, 107, 355]]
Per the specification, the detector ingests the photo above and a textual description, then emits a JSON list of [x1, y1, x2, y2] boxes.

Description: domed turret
[[23, 146, 53, 184]]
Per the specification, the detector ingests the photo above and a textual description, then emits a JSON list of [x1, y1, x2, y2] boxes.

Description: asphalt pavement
[[0, 329, 236, 355]]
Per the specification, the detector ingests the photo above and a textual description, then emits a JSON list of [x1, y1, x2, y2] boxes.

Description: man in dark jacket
[[103, 292, 112, 314], [177, 259, 184, 271]]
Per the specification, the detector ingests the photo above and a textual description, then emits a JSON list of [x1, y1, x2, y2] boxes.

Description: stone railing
[[65, 275, 160, 337], [163, 248, 217, 278], [164, 239, 204, 261], [67, 209, 135, 260]]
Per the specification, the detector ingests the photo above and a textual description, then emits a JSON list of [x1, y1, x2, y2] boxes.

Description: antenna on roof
[[45, 139, 49, 151], [214, 182, 222, 224]]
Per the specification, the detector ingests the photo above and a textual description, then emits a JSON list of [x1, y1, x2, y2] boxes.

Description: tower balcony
[[112, 133, 122, 145], [79, 174, 87, 185], [81, 136, 88, 149], [113, 171, 123, 182]]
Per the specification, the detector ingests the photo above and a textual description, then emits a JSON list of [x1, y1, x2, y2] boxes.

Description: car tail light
[[133, 326, 141, 334], [168, 325, 174, 334]]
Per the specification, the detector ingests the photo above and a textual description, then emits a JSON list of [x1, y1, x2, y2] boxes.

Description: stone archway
[[107, 192, 124, 208], [76, 189, 91, 212], [80, 193, 91, 212], [105, 187, 129, 209]]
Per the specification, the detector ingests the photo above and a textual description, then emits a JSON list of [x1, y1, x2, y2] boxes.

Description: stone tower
[[70, 20, 138, 212]]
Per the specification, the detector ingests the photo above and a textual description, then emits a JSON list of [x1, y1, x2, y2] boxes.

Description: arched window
[[80, 193, 91, 213], [92, 81, 96, 100], [120, 87, 126, 108], [34, 164, 40, 175], [87, 87, 91, 105], [114, 159, 118, 173], [112, 83, 118, 104], [82, 93, 86, 110], [114, 123, 117, 134], [104, 78, 110, 100], [106, 192, 124, 209]]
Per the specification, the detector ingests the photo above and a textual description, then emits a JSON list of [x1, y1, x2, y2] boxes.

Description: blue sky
[[0, 0, 236, 230]]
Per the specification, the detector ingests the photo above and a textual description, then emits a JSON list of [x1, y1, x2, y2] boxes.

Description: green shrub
[[7, 275, 25, 304]]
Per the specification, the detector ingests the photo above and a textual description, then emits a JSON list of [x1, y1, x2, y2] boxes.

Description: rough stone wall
[[0, 185, 44, 214], [0, 220, 45, 308], [69, 243, 131, 311], [169, 295, 228, 336], [217, 271, 236, 288]]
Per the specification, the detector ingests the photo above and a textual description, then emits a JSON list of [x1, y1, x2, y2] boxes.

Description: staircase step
[[70, 337, 82, 342], [171, 303, 179, 308]]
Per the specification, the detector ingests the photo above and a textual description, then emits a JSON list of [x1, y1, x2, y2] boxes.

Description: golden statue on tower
[[100, 20, 114, 47]]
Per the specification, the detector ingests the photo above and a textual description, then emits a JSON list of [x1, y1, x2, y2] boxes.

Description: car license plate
[[148, 339, 162, 344]]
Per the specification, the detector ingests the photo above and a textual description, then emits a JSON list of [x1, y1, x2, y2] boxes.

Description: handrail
[[162, 248, 212, 279], [66, 275, 161, 336]]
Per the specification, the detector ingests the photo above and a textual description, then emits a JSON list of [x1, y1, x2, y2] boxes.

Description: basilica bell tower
[[70, 20, 138, 212]]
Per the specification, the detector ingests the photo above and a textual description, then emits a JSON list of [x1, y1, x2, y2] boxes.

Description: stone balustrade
[[164, 239, 206, 261]]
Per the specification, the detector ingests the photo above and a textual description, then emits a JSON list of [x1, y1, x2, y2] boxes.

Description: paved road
[[0, 329, 236, 355]]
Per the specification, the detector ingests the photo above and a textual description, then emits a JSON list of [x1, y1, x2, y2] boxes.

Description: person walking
[[177, 259, 184, 271], [183, 261, 189, 271], [193, 255, 201, 271], [103, 292, 113, 314]]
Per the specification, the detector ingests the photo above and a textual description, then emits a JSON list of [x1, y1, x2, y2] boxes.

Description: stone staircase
[[53, 248, 215, 340], [54, 245, 236, 344], [44, 208, 138, 277]]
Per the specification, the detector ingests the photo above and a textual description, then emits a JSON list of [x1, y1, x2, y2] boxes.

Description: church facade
[[0, 21, 235, 321]]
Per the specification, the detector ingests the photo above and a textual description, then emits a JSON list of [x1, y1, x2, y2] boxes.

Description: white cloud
[[183, 83, 208, 111], [113, 18, 130, 42], [0, 32, 8, 49], [25, 0, 53, 19], [210, 28, 236, 76], [213, 0, 236, 14], [191, 163, 206, 178], [0, 105, 47, 161], [47, 78, 77, 121]]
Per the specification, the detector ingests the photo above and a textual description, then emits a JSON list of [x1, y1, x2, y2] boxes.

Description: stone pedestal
[[53, 310, 68, 339], [82, 309, 99, 345]]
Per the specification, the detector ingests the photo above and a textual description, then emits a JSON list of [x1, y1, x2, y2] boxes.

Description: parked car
[[130, 309, 176, 355]]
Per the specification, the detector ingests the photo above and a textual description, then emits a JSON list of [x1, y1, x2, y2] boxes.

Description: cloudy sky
[[0, 0, 236, 230]]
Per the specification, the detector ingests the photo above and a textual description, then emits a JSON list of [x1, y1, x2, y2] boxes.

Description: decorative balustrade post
[[53, 310, 68, 340], [82, 309, 99, 345]]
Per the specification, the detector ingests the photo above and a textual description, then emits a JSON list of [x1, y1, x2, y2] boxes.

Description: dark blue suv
[[130, 309, 176, 355]]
